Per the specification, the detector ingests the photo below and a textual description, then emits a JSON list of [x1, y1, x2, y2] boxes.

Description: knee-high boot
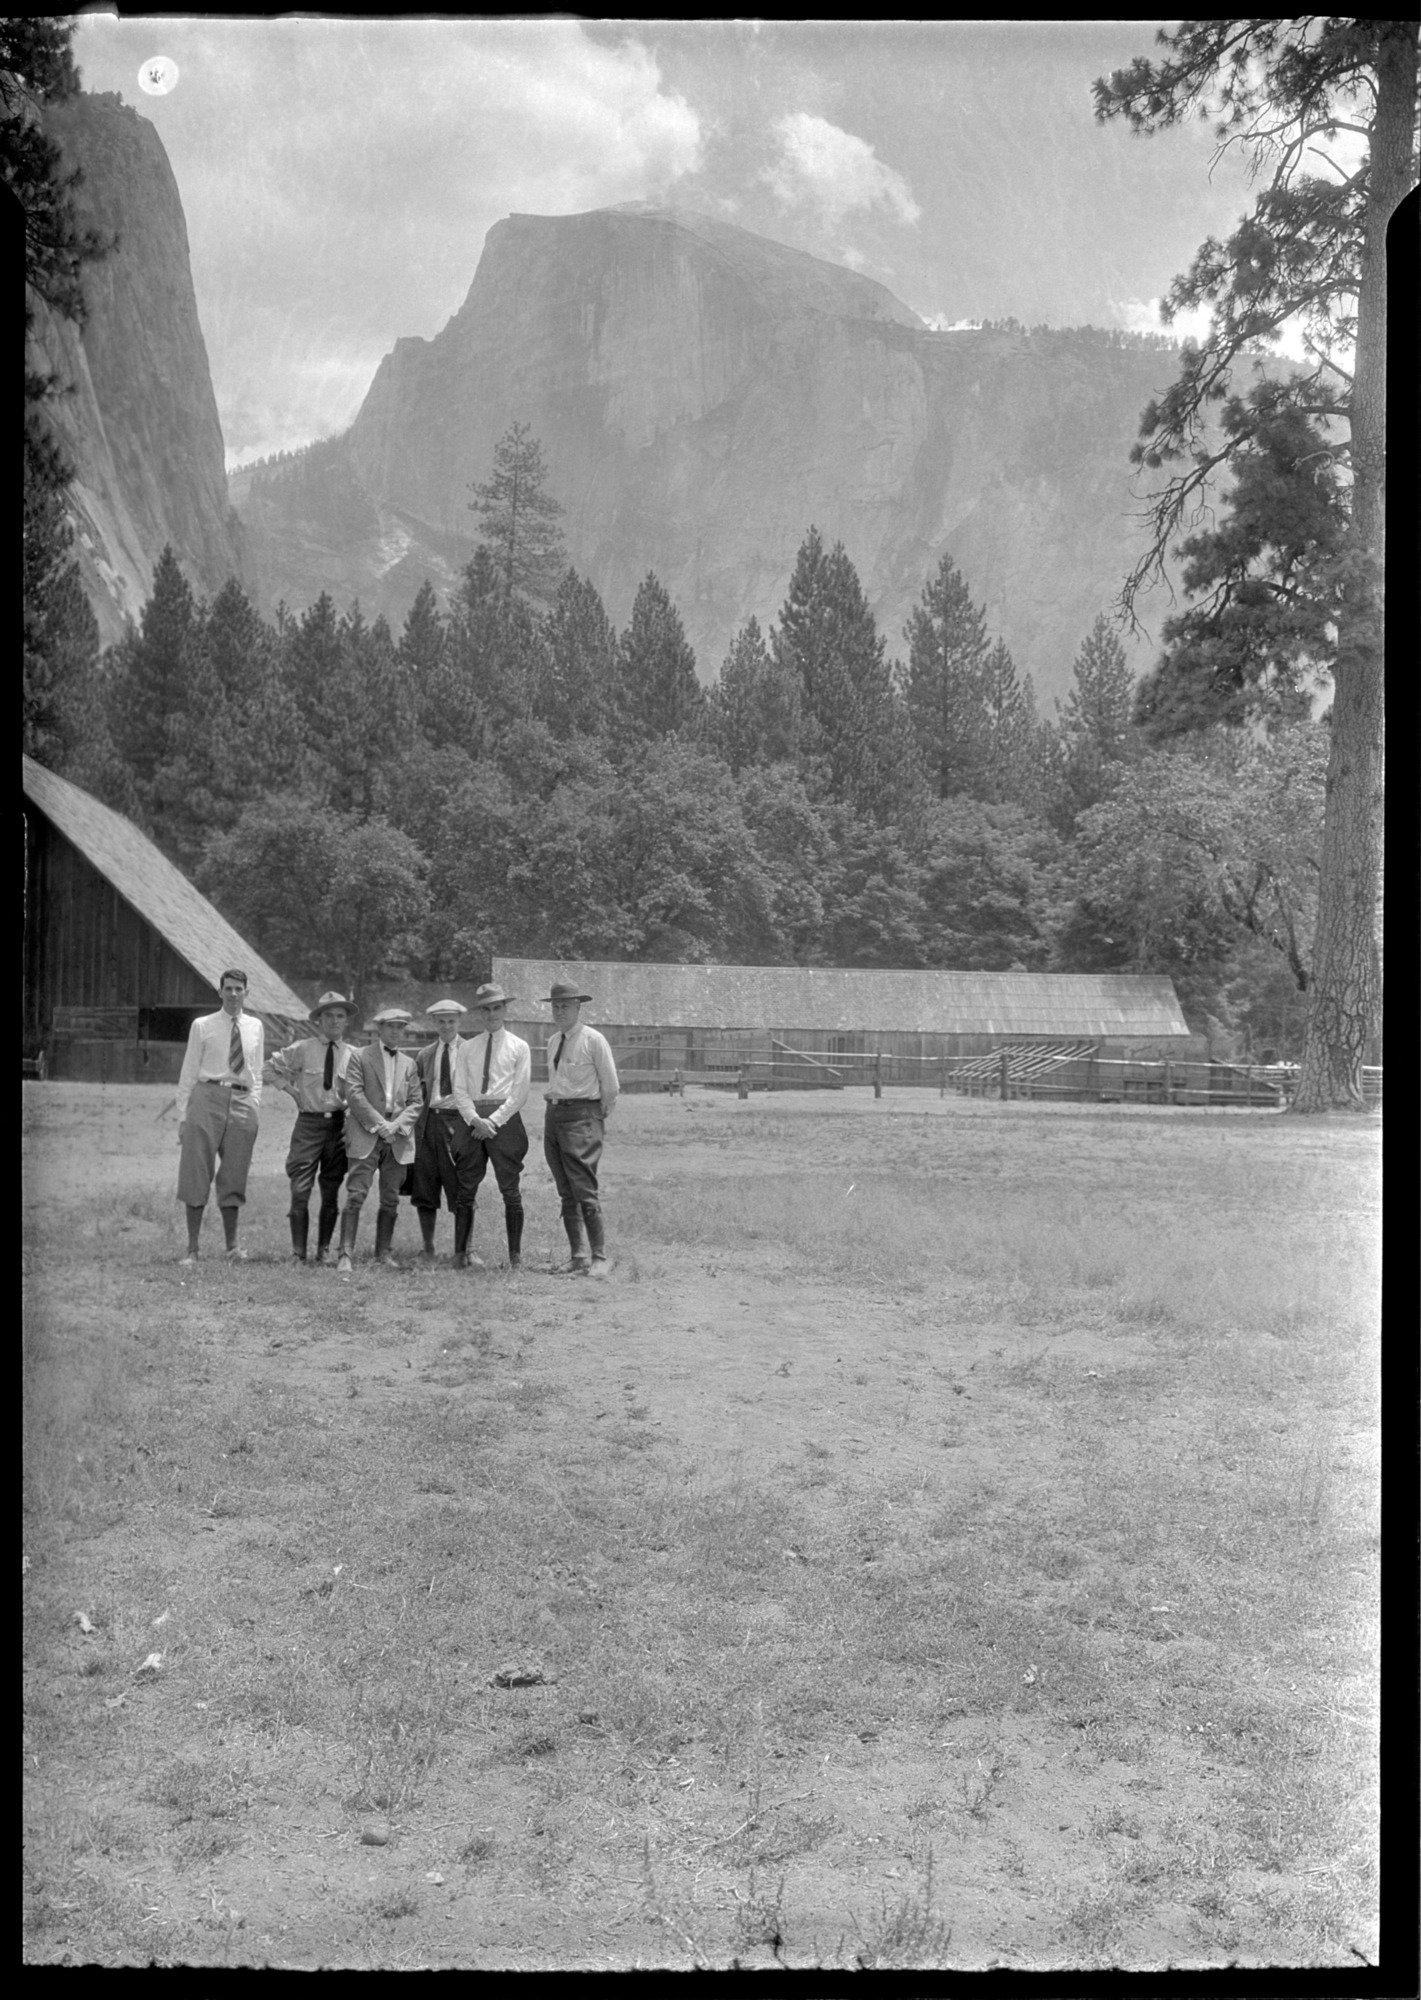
[[505, 1199, 524, 1270], [581, 1202, 608, 1278], [454, 1204, 485, 1271], [417, 1207, 438, 1262], [315, 1199, 339, 1263], [289, 1209, 310, 1263], [336, 1206, 359, 1273], [374, 1209, 401, 1268], [557, 1202, 589, 1275]]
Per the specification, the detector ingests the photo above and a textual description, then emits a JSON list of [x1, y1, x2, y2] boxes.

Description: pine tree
[[902, 553, 991, 799], [538, 568, 617, 739], [1049, 615, 1139, 834], [977, 639, 1036, 805], [707, 616, 802, 773], [1095, 18, 1415, 1109], [772, 528, 911, 822], [11, 16, 110, 773], [468, 422, 567, 607], [615, 574, 703, 741], [107, 546, 198, 789]]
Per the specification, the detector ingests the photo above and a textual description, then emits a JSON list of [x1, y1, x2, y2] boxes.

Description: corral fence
[[602, 1037, 1382, 1111]]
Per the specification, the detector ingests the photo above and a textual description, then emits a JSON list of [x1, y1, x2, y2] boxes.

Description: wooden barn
[[493, 957, 1199, 1093], [23, 756, 310, 1082]]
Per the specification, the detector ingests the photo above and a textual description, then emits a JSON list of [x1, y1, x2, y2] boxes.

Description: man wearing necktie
[[451, 982, 531, 1270], [411, 998, 469, 1262], [263, 991, 355, 1264], [337, 1007, 423, 1272], [174, 969, 264, 1264], [540, 980, 619, 1279]]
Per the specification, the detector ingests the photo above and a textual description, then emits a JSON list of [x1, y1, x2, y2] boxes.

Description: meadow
[[22, 1081, 1380, 1969]]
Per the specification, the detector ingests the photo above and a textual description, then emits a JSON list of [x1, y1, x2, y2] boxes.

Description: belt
[[547, 1096, 599, 1109], [203, 1078, 250, 1092], [299, 1107, 345, 1120]]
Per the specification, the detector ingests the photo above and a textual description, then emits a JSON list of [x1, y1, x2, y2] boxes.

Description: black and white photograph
[[21, 13, 1399, 1973]]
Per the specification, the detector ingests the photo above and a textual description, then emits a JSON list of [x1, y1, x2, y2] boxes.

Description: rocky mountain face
[[236, 205, 1189, 705], [30, 92, 245, 648]]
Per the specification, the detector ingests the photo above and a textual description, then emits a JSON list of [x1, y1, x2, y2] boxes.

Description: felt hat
[[310, 990, 351, 1020], [426, 998, 467, 1018], [470, 982, 514, 1008], [544, 981, 592, 1004], [372, 1006, 413, 1026]]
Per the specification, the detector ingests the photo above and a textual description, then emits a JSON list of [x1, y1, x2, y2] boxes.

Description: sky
[[71, 15, 1267, 466]]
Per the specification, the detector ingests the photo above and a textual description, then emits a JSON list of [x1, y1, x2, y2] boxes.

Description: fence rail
[[606, 1043, 1382, 1111]]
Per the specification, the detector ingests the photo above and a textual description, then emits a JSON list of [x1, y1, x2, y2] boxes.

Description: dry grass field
[[23, 1080, 1381, 1970]]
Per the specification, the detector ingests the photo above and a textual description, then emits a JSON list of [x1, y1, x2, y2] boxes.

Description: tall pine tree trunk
[[1290, 20, 1413, 1113]]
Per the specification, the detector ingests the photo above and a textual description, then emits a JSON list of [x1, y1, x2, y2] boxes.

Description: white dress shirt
[[453, 1028, 531, 1131], [544, 1023, 619, 1113], [176, 1009, 264, 1120]]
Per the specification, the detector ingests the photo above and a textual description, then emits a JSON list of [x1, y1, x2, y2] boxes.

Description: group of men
[[174, 975, 619, 1279]]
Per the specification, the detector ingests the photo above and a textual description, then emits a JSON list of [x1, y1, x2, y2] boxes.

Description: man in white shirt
[[175, 969, 264, 1265], [451, 982, 531, 1271], [541, 980, 619, 1279]]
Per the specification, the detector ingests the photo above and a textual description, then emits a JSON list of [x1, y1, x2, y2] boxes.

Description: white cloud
[[765, 112, 920, 227]]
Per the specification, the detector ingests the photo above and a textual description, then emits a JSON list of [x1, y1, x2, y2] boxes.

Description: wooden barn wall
[[26, 812, 214, 1048]]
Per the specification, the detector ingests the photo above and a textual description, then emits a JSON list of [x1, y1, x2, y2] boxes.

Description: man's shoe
[[507, 1254, 522, 1272], [179, 1252, 199, 1267], [551, 1258, 591, 1278], [587, 1256, 610, 1281], [453, 1251, 486, 1271], [226, 1246, 249, 1263], [336, 1250, 353, 1276]]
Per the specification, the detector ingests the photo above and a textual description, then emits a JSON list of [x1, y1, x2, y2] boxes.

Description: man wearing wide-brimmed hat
[[450, 982, 531, 1270], [541, 980, 619, 1279], [337, 1007, 423, 1272], [410, 998, 469, 1263], [263, 990, 357, 1264]]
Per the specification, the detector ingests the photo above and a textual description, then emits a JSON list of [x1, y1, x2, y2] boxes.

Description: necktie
[[323, 1043, 335, 1092], [440, 1044, 452, 1097], [481, 1031, 494, 1094], [552, 1033, 565, 1070], [228, 1015, 244, 1075]]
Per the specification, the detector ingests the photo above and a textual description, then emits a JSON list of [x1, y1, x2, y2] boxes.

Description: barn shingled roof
[[497, 958, 1190, 1039], [23, 755, 311, 1027]]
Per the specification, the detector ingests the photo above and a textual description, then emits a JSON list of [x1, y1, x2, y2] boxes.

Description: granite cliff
[[29, 92, 245, 647], [237, 206, 1190, 702]]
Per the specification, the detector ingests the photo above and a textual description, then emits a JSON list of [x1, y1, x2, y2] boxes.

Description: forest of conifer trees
[[33, 421, 1327, 1061]]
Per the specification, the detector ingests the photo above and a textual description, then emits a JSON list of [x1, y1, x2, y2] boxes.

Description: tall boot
[[289, 1209, 310, 1264], [504, 1199, 524, 1271], [417, 1207, 438, 1264], [374, 1208, 401, 1268], [314, 1199, 339, 1263], [581, 1201, 608, 1279], [336, 1206, 359, 1275], [556, 1203, 589, 1276], [453, 1204, 485, 1271]]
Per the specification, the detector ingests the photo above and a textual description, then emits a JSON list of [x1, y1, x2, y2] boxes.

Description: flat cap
[[372, 1006, 413, 1025], [426, 998, 467, 1018]]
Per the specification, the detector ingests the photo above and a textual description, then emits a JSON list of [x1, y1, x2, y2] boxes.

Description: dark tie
[[228, 1016, 244, 1075], [481, 1031, 494, 1094], [323, 1043, 335, 1092], [440, 1044, 452, 1098], [552, 1033, 565, 1070]]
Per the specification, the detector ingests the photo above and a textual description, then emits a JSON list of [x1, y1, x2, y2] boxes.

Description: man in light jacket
[[337, 1007, 422, 1273]]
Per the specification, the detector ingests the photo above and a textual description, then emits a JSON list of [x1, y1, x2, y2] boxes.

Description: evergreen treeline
[[38, 425, 1326, 1059]]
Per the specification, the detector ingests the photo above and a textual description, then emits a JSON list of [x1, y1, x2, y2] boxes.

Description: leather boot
[[582, 1201, 608, 1279], [289, 1210, 309, 1264], [314, 1200, 339, 1263], [417, 1207, 438, 1263], [453, 1205, 485, 1271], [505, 1200, 524, 1270], [374, 1209, 401, 1268], [556, 1204, 589, 1275], [336, 1207, 358, 1274]]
